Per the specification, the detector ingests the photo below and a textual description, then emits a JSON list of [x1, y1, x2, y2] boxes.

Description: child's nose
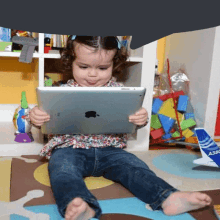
[[88, 69, 98, 77]]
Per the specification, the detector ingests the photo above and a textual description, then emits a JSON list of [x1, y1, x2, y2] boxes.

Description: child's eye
[[99, 67, 108, 70], [80, 66, 88, 69]]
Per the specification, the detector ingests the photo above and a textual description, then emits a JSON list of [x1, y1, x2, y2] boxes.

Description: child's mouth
[[87, 81, 97, 85]]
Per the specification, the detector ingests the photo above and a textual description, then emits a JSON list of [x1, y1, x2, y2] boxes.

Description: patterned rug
[[0, 152, 219, 220]]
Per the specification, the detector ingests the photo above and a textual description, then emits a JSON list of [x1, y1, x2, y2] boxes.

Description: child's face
[[72, 43, 116, 87]]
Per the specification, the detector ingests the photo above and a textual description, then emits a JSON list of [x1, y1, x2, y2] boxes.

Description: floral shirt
[[39, 77, 129, 159]]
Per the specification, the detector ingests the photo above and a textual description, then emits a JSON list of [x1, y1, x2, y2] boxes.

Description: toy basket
[[150, 59, 196, 145]]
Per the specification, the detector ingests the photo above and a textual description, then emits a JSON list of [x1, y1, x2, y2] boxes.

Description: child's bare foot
[[161, 191, 212, 216], [65, 197, 95, 220]]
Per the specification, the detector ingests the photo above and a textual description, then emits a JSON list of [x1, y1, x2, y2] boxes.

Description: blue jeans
[[48, 146, 178, 219]]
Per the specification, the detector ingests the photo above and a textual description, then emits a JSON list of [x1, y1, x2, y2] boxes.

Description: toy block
[[158, 98, 183, 120], [185, 136, 198, 144], [182, 129, 189, 137], [181, 137, 186, 141], [150, 128, 164, 139], [157, 90, 185, 101], [158, 114, 175, 134], [151, 114, 162, 129], [180, 118, 196, 130], [172, 131, 180, 138], [162, 133, 173, 143], [184, 113, 195, 120], [171, 131, 182, 140], [182, 128, 194, 138], [177, 95, 189, 112], [162, 133, 172, 139], [152, 98, 163, 114], [185, 130, 194, 138]]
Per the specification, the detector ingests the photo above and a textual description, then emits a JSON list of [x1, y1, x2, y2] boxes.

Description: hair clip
[[71, 35, 76, 40], [117, 40, 121, 49]]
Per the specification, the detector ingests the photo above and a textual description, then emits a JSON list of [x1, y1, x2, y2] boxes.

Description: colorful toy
[[13, 91, 34, 143], [152, 98, 163, 114], [150, 128, 164, 139], [44, 75, 53, 87], [11, 36, 38, 63], [193, 128, 220, 168], [185, 136, 198, 144], [162, 133, 175, 143], [177, 95, 188, 112], [182, 128, 194, 138], [180, 118, 196, 131], [158, 114, 175, 134], [158, 98, 183, 120], [150, 114, 162, 129], [150, 59, 197, 145]]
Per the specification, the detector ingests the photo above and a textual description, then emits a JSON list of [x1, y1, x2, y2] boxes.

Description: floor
[[0, 146, 219, 220]]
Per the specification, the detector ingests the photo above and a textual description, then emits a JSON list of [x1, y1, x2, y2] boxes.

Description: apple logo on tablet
[[85, 111, 100, 118]]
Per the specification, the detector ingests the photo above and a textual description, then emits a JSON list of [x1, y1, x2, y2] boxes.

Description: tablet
[[36, 87, 146, 135]]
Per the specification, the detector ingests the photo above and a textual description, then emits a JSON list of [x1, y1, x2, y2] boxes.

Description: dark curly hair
[[59, 36, 129, 83]]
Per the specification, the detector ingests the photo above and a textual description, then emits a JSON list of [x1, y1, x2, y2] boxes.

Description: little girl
[[29, 36, 212, 220]]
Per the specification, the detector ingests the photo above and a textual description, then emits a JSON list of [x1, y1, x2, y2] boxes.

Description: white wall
[[164, 26, 220, 136]]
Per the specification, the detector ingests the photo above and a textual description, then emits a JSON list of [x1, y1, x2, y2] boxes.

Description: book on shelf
[[43, 35, 134, 55], [44, 34, 68, 49], [0, 27, 12, 52], [48, 50, 60, 54], [0, 27, 11, 42], [45, 35, 132, 49]]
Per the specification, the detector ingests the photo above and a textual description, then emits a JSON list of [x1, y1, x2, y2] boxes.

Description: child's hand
[[29, 106, 50, 127], [129, 107, 149, 126]]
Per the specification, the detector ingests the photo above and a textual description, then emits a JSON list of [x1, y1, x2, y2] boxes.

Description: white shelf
[[0, 33, 158, 156], [128, 57, 143, 62], [0, 52, 40, 58], [43, 53, 60, 59]]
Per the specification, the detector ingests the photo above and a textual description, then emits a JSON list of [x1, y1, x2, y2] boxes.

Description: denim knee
[[48, 147, 102, 219]]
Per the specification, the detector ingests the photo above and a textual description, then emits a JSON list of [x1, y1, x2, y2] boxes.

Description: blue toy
[[152, 98, 163, 114], [177, 95, 188, 112], [194, 128, 220, 168], [158, 114, 175, 134]]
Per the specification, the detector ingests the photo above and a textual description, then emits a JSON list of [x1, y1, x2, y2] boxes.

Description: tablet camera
[[85, 111, 100, 118]]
